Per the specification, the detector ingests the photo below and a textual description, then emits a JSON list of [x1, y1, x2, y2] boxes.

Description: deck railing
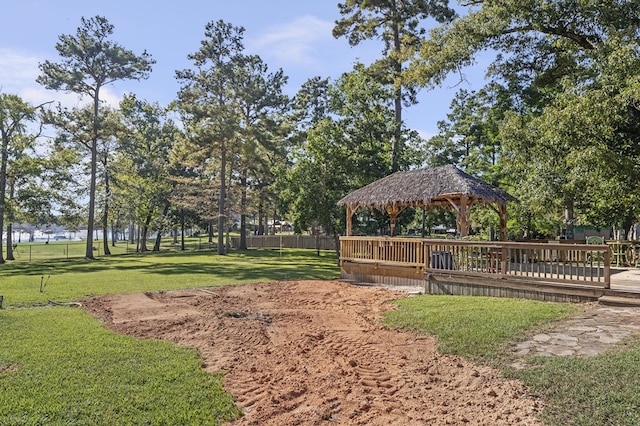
[[340, 237, 611, 288]]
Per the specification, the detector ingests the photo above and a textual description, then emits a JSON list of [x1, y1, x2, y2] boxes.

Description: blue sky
[[1, 0, 487, 137]]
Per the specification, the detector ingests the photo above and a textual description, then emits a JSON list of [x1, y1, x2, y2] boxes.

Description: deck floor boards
[[610, 268, 640, 293]]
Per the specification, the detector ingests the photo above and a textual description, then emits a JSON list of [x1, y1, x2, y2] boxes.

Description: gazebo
[[337, 164, 517, 241]]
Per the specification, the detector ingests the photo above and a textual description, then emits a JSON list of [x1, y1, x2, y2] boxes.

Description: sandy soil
[[84, 280, 543, 425]]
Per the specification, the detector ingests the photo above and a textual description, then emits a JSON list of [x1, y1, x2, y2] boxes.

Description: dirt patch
[[84, 280, 542, 425], [0, 364, 19, 375]]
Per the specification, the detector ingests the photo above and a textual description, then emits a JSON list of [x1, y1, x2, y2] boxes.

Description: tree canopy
[[4, 5, 640, 264], [409, 0, 640, 238], [38, 15, 154, 258]]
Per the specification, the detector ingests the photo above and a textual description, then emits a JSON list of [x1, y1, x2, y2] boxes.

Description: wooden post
[[387, 206, 397, 237], [457, 195, 471, 237], [346, 205, 355, 236], [386, 205, 405, 237], [499, 204, 508, 241]]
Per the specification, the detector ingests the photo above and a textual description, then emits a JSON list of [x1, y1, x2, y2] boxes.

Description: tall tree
[[410, 0, 640, 237], [96, 107, 122, 256], [0, 94, 43, 263], [283, 65, 401, 249], [334, 0, 454, 172], [175, 20, 244, 255], [427, 84, 511, 179], [234, 55, 290, 250], [283, 118, 348, 250], [116, 94, 176, 252], [38, 15, 154, 259], [8, 142, 80, 259]]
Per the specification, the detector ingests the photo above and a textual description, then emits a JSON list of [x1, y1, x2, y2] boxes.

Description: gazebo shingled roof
[[337, 164, 517, 239]]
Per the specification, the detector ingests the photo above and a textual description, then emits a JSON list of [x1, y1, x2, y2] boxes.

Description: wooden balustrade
[[340, 237, 610, 289], [340, 237, 426, 267]]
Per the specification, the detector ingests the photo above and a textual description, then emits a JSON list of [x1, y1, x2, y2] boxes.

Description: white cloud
[[20, 86, 79, 108], [0, 48, 40, 92], [0, 48, 123, 109], [247, 15, 334, 67]]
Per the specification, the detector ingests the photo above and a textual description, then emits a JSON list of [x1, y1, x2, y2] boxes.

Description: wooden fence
[[230, 235, 336, 251], [340, 237, 611, 289]]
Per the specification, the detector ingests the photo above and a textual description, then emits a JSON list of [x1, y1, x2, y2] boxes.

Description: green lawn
[[0, 248, 338, 425], [9, 237, 244, 263], [0, 307, 241, 425], [383, 294, 580, 361], [510, 345, 640, 425], [384, 294, 640, 426], [11, 239, 130, 261], [0, 248, 339, 307], [3, 249, 640, 425]]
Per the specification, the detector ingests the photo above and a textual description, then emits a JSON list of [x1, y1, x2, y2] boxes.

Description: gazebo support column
[[457, 195, 471, 237], [345, 205, 357, 236], [386, 205, 406, 237], [499, 204, 508, 241], [445, 196, 471, 237]]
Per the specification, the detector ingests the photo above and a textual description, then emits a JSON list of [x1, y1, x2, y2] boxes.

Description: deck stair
[[599, 289, 640, 307], [339, 279, 424, 295]]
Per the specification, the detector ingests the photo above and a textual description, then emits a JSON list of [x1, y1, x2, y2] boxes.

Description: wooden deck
[[610, 268, 640, 291], [340, 237, 640, 304]]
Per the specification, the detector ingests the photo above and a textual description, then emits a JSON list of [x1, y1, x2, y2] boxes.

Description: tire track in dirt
[[85, 280, 543, 425]]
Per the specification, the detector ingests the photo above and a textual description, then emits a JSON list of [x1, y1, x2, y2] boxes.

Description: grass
[[9, 237, 238, 264], [384, 294, 640, 425], [0, 307, 240, 425], [11, 240, 130, 261], [0, 248, 339, 307], [511, 345, 640, 425], [0, 248, 338, 425], [4, 249, 640, 425], [383, 294, 580, 361]]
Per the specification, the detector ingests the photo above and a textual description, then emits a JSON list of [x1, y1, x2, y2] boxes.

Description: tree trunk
[[332, 231, 341, 265], [102, 171, 111, 256], [180, 209, 186, 251], [5, 176, 16, 261], [141, 213, 151, 252], [258, 201, 264, 235], [623, 208, 635, 241], [273, 206, 277, 235], [153, 203, 170, 252], [6, 223, 14, 261], [564, 198, 575, 239], [239, 172, 248, 250], [391, 1, 402, 173], [129, 220, 135, 244], [0, 128, 8, 264], [102, 201, 111, 256], [86, 91, 100, 259], [153, 231, 162, 252], [217, 145, 227, 255]]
